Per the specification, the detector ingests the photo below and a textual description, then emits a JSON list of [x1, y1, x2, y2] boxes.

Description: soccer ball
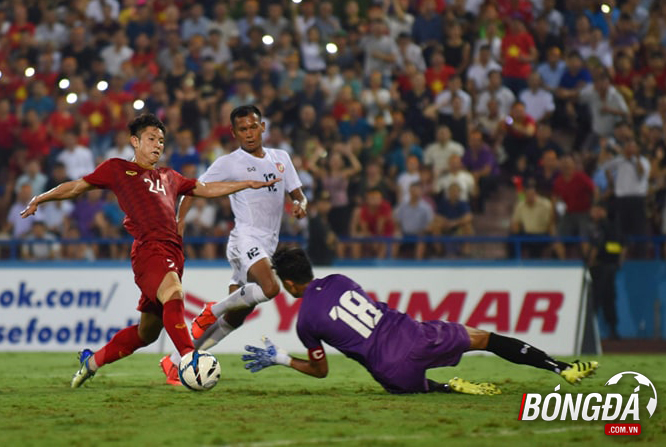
[[178, 350, 221, 391]]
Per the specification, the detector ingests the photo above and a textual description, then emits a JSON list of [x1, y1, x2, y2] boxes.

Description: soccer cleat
[[191, 302, 216, 339], [560, 360, 599, 384], [71, 349, 95, 388], [448, 377, 502, 395], [160, 355, 182, 386]]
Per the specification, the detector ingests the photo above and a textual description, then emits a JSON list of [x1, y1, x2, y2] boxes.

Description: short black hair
[[272, 247, 314, 285], [230, 105, 262, 128], [128, 113, 166, 138]]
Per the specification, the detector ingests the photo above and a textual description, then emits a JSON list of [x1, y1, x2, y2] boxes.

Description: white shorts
[[226, 234, 272, 286]]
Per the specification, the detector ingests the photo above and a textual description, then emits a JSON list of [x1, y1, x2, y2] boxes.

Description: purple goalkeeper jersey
[[296, 274, 422, 383]]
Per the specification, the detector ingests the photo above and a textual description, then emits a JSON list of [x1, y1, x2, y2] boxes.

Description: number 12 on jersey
[[328, 290, 383, 338]]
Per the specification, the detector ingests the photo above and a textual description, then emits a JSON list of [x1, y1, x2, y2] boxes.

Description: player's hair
[[272, 247, 314, 284], [128, 113, 166, 138], [230, 105, 262, 128]]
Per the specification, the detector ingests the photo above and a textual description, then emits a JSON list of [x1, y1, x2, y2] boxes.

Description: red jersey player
[[20, 113, 279, 388]]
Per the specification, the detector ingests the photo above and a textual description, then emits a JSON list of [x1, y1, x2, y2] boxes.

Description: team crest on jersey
[[125, 170, 138, 176], [276, 162, 285, 173]]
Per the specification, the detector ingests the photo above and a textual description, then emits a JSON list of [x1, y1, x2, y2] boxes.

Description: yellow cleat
[[560, 360, 599, 384], [448, 377, 502, 395]]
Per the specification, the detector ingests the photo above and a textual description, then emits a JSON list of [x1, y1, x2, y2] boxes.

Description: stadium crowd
[[0, 0, 664, 263]]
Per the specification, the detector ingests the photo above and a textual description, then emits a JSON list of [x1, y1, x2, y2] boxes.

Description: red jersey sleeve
[[82, 159, 115, 188], [171, 170, 198, 196]]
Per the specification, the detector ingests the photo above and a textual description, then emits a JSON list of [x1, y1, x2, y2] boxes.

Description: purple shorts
[[376, 321, 471, 394]]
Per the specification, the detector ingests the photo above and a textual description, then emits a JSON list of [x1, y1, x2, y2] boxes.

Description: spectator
[[603, 140, 650, 256], [101, 29, 134, 77], [62, 26, 97, 73], [401, 72, 434, 143], [35, 8, 68, 49], [21, 220, 60, 260], [57, 129, 95, 183], [532, 15, 563, 64], [554, 51, 592, 137], [519, 72, 555, 123], [22, 80, 55, 119], [209, 1, 239, 49], [105, 131, 134, 161], [440, 95, 470, 149], [310, 142, 362, 238], [443, 20, 471, 75], [500, 17, 537, 96], [301, 26, 327, 73], [537, 46, 567, 91], [386, 129, 423, 177], [290, 105, 320, 156], [524, 121, 563, 171], [15, 160, 47, 196], [424, 125, 464, 178], [0, 98, 20, 168], [643, 95, 666, 130], [338, 101, 373, 142], [476, 70, 516, 117], [183, 197, 216, 259], [510, 179, 562, 259], [431, 182, 474, 256], [169, 128, 200, 174], [361, 71, 393, 126], [396, 32, 426, 73], [350, 188, 397, 259], [424, 50, 456, 96], [499, 101, 536, 174], [316, 1, 341, 41], [307, 192, 338, 266], [181, 4, 210, 42], [579, 70, 629, 147], [20, 110, 51, 162], [632, 74, 658, 128], [552, 155, 595, 254], [125, 4, 156, 44], [396, 155, 421, 204], [294, 0, 318, 41], [361, 18, 398, 80], [463, 129, 499, 213], [533, 149, 560, 197], [394, 182, 435, 259], [435, 154, 476, 202], [580, 27, 613, 69], [466, 45, 502, 95], [429, 74, 472, 119], [5, 183, 40, 238], [412, 0, 443, 49]]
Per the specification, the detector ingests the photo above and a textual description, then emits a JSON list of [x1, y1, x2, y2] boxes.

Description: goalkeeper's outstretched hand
[[242, 336, 291, 373]]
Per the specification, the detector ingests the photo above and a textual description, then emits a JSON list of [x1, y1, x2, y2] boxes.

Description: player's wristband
[[293, 199, 307, 212], [275, 351, 292, 366]]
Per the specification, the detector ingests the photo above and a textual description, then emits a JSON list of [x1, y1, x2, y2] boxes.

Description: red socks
[[162, 299, 195, 356], [94, 324, 146, 368], [93, 300, 193, 369]]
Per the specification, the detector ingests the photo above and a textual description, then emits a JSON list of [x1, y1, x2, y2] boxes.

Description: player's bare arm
[[190, 178, 281, 198], [242, 337, 328, 378], [176, 196, 194, 237], [288, 352, 328, 378], [289, 188, 308, 219], [20, 179, 95, 218]]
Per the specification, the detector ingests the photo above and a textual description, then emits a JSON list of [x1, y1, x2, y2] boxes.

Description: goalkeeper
[[242, 247, 598, 395]]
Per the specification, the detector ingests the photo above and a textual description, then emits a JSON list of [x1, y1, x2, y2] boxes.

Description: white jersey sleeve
[[198, 156, 234, 183]]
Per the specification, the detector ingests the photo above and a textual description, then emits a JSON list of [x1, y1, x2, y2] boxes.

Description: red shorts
[[131, 241, 184, 317]]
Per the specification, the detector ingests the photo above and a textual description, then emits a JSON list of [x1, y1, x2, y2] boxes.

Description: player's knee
[[465, 326, 490, 350], [159, 282, 184, 303]]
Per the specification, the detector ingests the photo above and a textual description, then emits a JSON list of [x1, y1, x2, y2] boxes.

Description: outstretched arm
[[243, 337, 329, 378], [21, 179, 95, 218], [190, 178, 281, 198]]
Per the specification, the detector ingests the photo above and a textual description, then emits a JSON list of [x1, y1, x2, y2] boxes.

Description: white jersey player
[[161, 105, 307, 385]]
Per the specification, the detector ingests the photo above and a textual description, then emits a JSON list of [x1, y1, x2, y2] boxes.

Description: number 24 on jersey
[[144, 178, 166, 195]]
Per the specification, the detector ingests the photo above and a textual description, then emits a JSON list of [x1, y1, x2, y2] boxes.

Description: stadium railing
[[0, 235, 664, 261]]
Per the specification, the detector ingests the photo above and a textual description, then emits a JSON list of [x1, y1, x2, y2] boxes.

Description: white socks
[[211, 283, 269, 317], [169, 317, 235, 365]]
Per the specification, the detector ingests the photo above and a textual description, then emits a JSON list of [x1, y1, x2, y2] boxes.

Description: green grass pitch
[[0, 353, 664, 446]]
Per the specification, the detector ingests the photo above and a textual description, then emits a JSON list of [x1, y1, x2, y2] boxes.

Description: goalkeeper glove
[[242, 336, 292, 373]]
